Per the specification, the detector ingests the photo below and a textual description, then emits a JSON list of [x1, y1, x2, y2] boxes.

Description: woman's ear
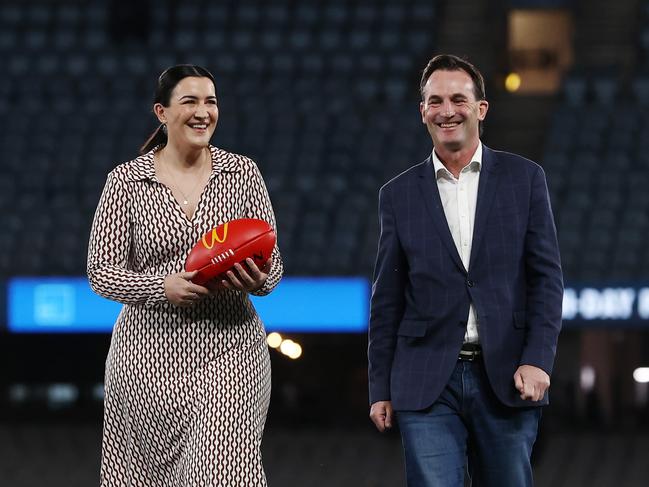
[[153, 103, 166, 124]]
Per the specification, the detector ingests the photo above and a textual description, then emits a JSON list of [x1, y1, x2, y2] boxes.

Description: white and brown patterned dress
[[87, 145, 283, 486]]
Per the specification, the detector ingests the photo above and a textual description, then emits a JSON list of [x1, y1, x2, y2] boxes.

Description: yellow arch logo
[[202, 223, 229, 249]]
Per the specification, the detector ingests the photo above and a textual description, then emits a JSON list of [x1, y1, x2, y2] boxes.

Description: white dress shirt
[[432, 143, 482, 344]]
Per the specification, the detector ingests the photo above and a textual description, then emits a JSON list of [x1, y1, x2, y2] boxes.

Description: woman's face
[[154, 76, 218, 150]]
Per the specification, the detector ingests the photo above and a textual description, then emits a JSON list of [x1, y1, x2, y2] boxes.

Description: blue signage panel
[[12, 278, 646, 333], [9, 277, 122, 333], [251, 277, 369, 332], [561, 284, 649, 327], [7, 277, 369, 334]]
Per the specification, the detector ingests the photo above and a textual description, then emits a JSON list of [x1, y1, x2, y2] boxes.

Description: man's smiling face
[[420, 69, 488, 153]]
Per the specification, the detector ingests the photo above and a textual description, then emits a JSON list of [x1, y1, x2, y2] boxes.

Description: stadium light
[[267, 332, 282, 349], [505, 72, 521, 92], [580, 365, 596, 391], [633, 367, 649, 383], [279, 339, 302, 359]]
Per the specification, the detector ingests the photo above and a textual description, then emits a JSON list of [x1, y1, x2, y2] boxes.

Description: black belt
[[458, 343, 482, 361]]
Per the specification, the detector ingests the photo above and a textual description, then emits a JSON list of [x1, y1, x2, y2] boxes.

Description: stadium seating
[[1, 0, 643, 282], [543, 60, 649, 280], [0, 0, 436, 278]]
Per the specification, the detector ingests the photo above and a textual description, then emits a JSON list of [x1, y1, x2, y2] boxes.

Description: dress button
[[466, 280, 474, 287]]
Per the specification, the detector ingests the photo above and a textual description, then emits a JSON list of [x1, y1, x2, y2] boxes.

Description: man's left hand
[[514, 365, 550, 402]]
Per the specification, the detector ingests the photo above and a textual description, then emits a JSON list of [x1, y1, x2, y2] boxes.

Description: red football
[[185, 218, 276, 285]]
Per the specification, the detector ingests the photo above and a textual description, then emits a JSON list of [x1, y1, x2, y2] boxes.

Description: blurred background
[[1, 0, 649, 485]]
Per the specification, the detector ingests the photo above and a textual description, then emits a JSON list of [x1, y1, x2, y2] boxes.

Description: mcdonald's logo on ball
[[185, 219, 276, 285], [201, 223, 229, 249]]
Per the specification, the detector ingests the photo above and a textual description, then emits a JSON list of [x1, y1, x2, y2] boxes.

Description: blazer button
[[466, 279, 475, 287]]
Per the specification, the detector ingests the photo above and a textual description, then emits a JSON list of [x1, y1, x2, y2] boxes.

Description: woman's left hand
[[221, 257, 272, 293]]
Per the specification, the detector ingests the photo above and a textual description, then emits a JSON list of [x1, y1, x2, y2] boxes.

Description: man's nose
[[441, 100, 455, 116]]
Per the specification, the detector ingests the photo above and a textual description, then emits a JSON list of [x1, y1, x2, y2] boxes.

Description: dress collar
[[124, 145, 242, 182]]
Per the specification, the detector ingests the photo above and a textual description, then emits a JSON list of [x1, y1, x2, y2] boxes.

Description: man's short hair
[[420, 54, 486, 101]]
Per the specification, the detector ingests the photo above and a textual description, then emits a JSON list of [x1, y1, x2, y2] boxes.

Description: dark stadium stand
[[543, 63, 649, 280], [3, 0, 645, 283], [0, 0, 437, 280]]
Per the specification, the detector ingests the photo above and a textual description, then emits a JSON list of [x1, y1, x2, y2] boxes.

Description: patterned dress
[[87, 145, 283, 486]]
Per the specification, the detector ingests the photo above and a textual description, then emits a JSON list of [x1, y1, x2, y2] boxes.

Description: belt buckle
[[458, 346, 481, 362], [459, 351, 476, 361]]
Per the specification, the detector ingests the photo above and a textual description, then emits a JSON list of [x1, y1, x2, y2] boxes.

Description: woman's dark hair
[[139, 64, 216, 154]]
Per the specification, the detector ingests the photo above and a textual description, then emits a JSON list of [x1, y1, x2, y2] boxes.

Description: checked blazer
[[368, 145, 563, 410]]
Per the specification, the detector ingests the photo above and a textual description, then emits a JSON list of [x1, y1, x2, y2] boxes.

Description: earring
[[161, 123, 167, 135]]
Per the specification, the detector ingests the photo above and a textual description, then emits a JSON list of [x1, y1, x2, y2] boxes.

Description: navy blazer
[[368, 145, 563, 410]]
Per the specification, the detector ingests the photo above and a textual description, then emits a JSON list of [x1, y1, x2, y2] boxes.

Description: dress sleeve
[[86, 172, 167, 306], [243, 160, 284, 296]]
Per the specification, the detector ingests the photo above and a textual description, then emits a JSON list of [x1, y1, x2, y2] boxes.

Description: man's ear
[[477, 100, 489, 121], [419, 101, 426, 124]]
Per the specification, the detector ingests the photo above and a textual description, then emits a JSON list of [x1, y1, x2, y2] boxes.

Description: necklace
[[159, 150, 211, 206]]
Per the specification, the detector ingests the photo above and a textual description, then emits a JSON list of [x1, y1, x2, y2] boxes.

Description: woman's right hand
[[164, 271, 211, 306]]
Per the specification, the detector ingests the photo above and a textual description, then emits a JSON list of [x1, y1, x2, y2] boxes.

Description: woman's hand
[[221, 258, 272, 293], [164, 271, 211, 306]]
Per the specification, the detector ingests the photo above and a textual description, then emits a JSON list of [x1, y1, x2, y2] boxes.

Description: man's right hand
[[369, 400, 394, 432]]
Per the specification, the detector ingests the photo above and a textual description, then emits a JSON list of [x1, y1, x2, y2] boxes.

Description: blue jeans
[[397, 359, 541, 487]]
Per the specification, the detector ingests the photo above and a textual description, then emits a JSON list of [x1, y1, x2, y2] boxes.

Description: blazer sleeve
[[368, 185, 408, 405], [520, 165, 564, 375], [86, 172, 167, 306]]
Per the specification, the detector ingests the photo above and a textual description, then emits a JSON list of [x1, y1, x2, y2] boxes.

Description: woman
[[87, 65, 283, 486]]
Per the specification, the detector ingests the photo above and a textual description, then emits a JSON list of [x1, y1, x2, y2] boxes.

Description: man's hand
[[369, 400, 394, 432], [514, 365, 550, 401]]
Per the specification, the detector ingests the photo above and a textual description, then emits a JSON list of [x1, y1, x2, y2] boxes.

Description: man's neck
[[435, 141, 479, 179]]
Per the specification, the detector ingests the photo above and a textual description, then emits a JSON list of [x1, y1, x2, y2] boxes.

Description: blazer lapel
[[417, 157, 466, 273], [469, 146, 501, 270]]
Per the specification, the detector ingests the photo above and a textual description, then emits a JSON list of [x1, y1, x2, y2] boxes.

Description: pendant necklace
[[161, 150, 210, 206]]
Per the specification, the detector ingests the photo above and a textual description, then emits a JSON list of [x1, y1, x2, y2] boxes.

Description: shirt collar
[[432, 142, 482, 180], [124, 145, 242, 182]]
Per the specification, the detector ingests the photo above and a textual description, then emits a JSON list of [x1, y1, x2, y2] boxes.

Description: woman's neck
[[160, 142, 208, 170]]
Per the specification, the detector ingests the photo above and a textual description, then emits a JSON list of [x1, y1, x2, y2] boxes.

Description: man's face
[[420, 69, 488, 153]]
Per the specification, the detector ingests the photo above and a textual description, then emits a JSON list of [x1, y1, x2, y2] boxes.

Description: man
[[367, 54, 563, 486]]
